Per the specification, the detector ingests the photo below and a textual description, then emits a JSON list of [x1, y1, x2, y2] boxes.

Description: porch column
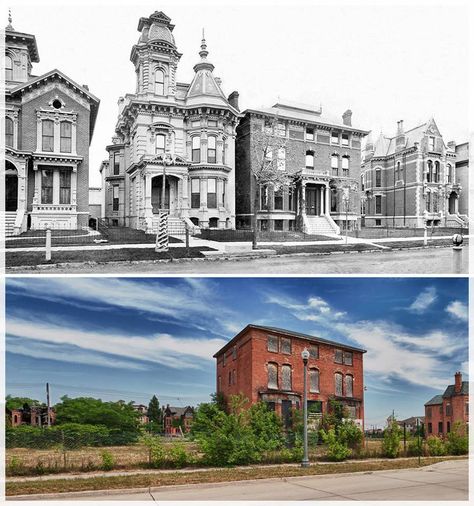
[[181, 174, 189, 215], [177, 177, 183, 216], [144, 173, 153, 219], [319, 186, 324, 215], [325, 185, 330, 215], [33, 167, 41, 204], [300, 182, 306, 215], [71, 168, 77, 206], [200, 177, 207, 208]]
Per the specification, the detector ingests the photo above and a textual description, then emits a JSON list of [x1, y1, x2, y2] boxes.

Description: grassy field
[[6, 456, 467, 496]]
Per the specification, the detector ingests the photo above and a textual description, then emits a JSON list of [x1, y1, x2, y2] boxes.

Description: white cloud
[[445, 300, 468, 321], [408, 286, 437, 313], [6, 318, 226, 370]]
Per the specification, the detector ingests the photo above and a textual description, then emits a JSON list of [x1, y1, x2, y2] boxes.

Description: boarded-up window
[[309, 368, 319, 393], [267, 335, 278, 352], [282, 364, 292, 390], [344, 351, 353, 365], [334, 349, 343, 364], [268, 363, 278, 389], [309, 345, 319, 359], [280, 337, 291, 355], [345, 375, 353, 397], [347, 406, 356, 418], [335, 372, 343, 396]]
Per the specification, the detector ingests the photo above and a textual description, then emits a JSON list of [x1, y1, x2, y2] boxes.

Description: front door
[[281, 400, 292, 429], [5, 174, 18, 212], [152, 176, 170, 213], [305, 187, 318, 215]]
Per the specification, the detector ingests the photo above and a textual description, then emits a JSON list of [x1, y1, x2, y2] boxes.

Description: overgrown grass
[[6, 456, 466, 496]]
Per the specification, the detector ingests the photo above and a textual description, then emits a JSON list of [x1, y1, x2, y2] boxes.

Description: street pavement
[[13, 459, 468, 501], [19, 244, 468, 274]]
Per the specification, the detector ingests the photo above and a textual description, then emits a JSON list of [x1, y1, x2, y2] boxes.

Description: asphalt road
[[15, 459, 468, 501], [14, 245, 468, 274]]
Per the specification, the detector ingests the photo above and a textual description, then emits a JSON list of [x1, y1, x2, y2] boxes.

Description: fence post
[[403, 422, 407, 456], [62, 430, 67, 470], [45, 228, 52, 261]]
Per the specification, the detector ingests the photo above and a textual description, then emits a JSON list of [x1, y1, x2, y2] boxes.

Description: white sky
[[7, 1, 469, 186]]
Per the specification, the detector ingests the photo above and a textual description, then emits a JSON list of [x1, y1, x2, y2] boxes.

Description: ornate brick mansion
[[101, 11, 241, 232]]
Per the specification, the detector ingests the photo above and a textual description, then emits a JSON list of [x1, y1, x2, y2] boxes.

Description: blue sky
[[5, 277, 468, 427]]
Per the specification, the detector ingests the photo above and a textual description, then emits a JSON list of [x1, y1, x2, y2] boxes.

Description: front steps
[[4, 212, 17, 236], [304, 215, 339, 235]]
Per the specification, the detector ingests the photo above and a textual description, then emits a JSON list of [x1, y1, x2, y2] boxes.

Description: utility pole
[[46, 382, 51, 427]]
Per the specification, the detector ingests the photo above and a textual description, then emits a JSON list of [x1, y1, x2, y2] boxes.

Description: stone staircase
[[304, 215, 339, 236], [4, 211, 17, 237]]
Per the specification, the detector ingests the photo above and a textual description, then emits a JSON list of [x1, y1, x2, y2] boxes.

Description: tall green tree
[[6, 395, 43, 411], [147, 395, 162, 425]]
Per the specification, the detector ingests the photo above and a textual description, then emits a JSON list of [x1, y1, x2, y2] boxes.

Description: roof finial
[[199, 27, 208, 60], [7, 7, 13, 29]]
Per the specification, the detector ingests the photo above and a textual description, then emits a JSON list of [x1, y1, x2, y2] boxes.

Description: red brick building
[[9, 406, 56, 427], [5, 16, 99, 235], [162, 405, 194, 436], [425, 372, 469, 437], [214, 324, 366, 429]]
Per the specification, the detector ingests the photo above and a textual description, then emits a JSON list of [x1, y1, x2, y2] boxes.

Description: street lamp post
[[301, 347, 310, 468]]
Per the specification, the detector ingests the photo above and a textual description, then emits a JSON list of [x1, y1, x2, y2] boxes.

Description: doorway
[[305, 187, 318, 215], [5, 161, 18, 212]]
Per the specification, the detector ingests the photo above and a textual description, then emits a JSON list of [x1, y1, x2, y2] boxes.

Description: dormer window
[[5, 55, 13, 81], [155, 69, 165, 95], [155, 134, 165, 155]]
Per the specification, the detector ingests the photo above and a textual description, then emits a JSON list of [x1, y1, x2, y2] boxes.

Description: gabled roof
[[425, 394, 443, 406], [9, 69, 100, 142], [213, 323, 367, 357], [443, 381, 469, 398]]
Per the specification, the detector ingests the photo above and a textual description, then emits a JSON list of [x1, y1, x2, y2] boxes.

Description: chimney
[[228, 91, 240, 111], [82, 84, 89, 91], [397, 120, 404, 134], [342, 109, 352, 126], [447, 141, 456, 150], [455, 371, 462, 393]]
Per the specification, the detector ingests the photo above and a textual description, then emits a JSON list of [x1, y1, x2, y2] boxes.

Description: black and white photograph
[[1, 0, 471, 503]]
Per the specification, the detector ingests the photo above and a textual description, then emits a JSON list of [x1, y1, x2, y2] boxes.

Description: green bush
[[141, 435, 167, 468], [167, 442, 188, 468], [320, 429, 351, 461], [426, 436, 447, 456], [7, 456, 24, 475], [382, 420, 401, 458], [407, 437, 423, 456], [100, 451, 115, 471], [446, 422, 468, 455]]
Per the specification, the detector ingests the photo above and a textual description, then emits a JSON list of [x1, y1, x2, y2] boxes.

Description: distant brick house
[[9, 406, 55, 427], [162, 405, 194, 435], [396, 416, 425, 434], [132, 404, 150, 424], [214, 324, 366, 429], [425, 372, 469, 437]]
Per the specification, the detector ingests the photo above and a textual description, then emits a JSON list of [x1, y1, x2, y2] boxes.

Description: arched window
[[331, 155, 339, 176], [345, 375, 353, 397], [309, 368, 319, 393], [155, 69, 165, 95], [192, 136, 200, 162], [375, 168, 381, 187], [447, 164, 453, 183], [42, 119, 54, 152], [5, 117, 14, 147], [335, 372, 343, 396], [427, 160, 433, 183], [268, 362, 278, 389], [434, 161, 440, 183], [5, 55, 13, 81], [281, 364, 292, 390], [331, 188, 337, 212], [60, 121, 72, 153], [342, 156, 349, 176], [305, 151, 314, 168], [155, 134, 165, 155], [207, 136, 216, 163]]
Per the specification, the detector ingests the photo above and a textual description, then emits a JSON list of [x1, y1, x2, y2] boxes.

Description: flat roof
[[213, 324, 367, 357]]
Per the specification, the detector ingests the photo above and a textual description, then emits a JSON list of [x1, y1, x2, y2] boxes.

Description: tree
[[55, 396, 140, 433], [382, 417, 402, 458], [147, 395, 162, 425], [6, 395, 43, 411], [249, 114, 297, 249]]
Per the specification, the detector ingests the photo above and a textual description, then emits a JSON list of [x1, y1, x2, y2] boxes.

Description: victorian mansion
[[101, 11, 241, 232]]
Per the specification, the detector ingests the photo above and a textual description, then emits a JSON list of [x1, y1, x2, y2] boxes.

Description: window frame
[[112, 185, 120, 211], [113, 152, 120, 175], [281, 364, 292, 391], [335, 372, 343, 396], [192, 136, 201, 162], [375, 168, 381, 187], [305, 127, 314, 141], [59, 121, 72, 153], [280, 337, 291, 355], [267, 335, 279, 353], [309, 368, 320, 393], [267, 362, 278, 389], [207, 178, 217, 208], [5, 117, 14, 147], [305, 150, 314, 169], [5, 55, 13, 81], [345, 374, 354, 397], [41, 168, 54, 204], [59, 169, 71, 204], [191, 178, 200, 208], [375, 195, 382, 214], [42, 119, 54, 152], [207, 136, 217, 163], [155, 69, 165, 95]]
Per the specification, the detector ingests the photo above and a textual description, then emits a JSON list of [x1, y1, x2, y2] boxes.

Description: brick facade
[[214, 324, 365, 429], [361, 119, 464, 229], [235, 103, 369, 233], [5, 20, 99, 235], [162, 405, 194, 435], [424, 372, 469, 437]]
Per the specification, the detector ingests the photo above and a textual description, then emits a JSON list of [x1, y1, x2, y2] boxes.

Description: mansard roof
[[425, 394, 443, 406], [5, 24, 39, 62], [443, 381, 469, 398], [137, 11, 176, 46], [8, 68, 100, 141]]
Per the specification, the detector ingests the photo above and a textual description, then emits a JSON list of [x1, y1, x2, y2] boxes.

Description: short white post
[[45, 228, 52, 261], [452, 234, 463, 274], [423, 226, 428, 247]]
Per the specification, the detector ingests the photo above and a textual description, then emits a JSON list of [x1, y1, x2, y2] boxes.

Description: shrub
[[100, 451, 115, 471], [320, 429, 351, 461], [382, 419, 401, 458], [446, 422, 468, 455], [407, 437, 423, 456], [167, 442, 188, 468], [7, 456, 24, 476], [141, 435, 166, 468], [426, 436, 447, 456]]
